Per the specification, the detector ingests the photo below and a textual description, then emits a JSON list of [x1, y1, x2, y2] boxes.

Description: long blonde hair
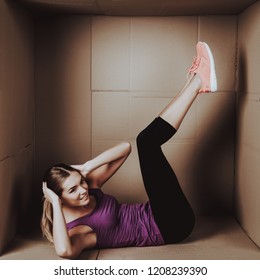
[[41, 163, 78, 243]]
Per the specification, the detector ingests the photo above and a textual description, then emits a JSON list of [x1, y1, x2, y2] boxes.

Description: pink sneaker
[[188, 42, 217, 93]]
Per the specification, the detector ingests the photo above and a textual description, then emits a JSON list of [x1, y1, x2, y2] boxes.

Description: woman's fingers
[[42, 182, 46, 194], [42, 183, 60, 204], [70, 164, 88, 177]]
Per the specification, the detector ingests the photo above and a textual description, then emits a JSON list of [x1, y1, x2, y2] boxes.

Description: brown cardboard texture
[[0, 0, 259, 259]]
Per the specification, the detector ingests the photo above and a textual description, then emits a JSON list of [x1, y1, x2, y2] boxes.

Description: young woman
[[41, 42, 217, 259]]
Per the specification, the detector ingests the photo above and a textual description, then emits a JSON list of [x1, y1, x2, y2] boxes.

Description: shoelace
[[188, 56, 201, 74], [186, 56, 201, 80]]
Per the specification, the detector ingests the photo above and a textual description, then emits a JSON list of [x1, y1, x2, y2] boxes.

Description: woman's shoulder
[[89, 187, 103, 196]]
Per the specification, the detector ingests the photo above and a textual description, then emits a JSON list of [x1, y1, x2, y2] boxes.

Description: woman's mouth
[[80, 193, 89, 200]]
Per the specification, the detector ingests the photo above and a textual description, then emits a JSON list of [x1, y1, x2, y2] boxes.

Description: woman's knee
[[136, 130, 149, 149], [164, 212, 196, 244], [180, 213, 195, 242], [178, 214, 195, 243]]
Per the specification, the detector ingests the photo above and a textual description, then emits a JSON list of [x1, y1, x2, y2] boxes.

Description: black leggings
[[136, 117, 195, 244]]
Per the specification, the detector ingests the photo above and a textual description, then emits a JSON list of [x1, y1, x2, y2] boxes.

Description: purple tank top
[[66, 188, 165, 248]]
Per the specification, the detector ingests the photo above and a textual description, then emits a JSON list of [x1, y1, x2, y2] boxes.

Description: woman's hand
[[70, 161, 92, 178], [42, 182, 60, 205]]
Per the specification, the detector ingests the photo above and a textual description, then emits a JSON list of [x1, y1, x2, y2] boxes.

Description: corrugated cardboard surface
[[0, 1, 34, 254], [15, 0, 258, 16], [34, 15, 92, 198], [236, 0, 260, 248], [1, 216, 259, 259], [1, 0, 259, 258], [34, 15, 237, 254], [90, 15, 236, 214]]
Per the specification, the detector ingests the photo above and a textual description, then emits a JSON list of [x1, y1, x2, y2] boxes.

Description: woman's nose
[[79, 185, 87, 193]]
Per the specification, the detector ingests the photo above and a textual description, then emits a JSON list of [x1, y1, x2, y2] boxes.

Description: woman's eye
[[69, 188, 76, 194]]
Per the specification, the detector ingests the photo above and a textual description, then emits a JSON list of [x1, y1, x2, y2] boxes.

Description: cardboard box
[[0, 0, 259, 256]]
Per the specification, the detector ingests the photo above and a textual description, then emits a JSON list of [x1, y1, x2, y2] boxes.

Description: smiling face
[[60, 171, 90, 208]]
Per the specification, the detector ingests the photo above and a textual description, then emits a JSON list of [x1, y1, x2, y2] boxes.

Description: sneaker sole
[[203, 43, 217, 92]]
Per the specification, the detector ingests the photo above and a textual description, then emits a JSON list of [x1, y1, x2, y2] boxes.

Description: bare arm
[[72, 141, 131, 188], [42, 183, 92, 259]]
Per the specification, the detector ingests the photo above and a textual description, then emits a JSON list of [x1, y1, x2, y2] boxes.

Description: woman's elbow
[[122, 141, 132, 155], [57, 252, 77, 260], [56, 248, 79, 259]]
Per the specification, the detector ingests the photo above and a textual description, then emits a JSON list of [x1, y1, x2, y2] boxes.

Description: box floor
[[1, 216, 259, 260]]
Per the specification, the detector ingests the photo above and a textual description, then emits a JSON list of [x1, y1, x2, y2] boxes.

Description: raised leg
[[159, 74, 201, 129], [136, 116, 195, 243], [136, 75, 200, 243], [136, 42, 217, 243]]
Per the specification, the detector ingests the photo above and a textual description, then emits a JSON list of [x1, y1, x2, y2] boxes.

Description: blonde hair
[[41, 163, 78, 243], [41, 199, 54, 243]]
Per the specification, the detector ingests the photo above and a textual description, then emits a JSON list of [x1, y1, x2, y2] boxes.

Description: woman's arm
[[42, 183, 90, 259], [72, 141, 131, 188]]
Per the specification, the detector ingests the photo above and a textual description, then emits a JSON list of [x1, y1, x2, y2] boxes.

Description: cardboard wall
[[236, 0, 260, 247], [1, 0, 259, 255], [91, 16, 237, 215], [35, 15, 237, 215], [34, 15, 92, 211], [0, 1, 34, 254]]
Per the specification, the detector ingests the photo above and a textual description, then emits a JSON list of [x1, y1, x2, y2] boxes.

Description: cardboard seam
[[233, 14, 239, 217], [0, 156, 10, 162]]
